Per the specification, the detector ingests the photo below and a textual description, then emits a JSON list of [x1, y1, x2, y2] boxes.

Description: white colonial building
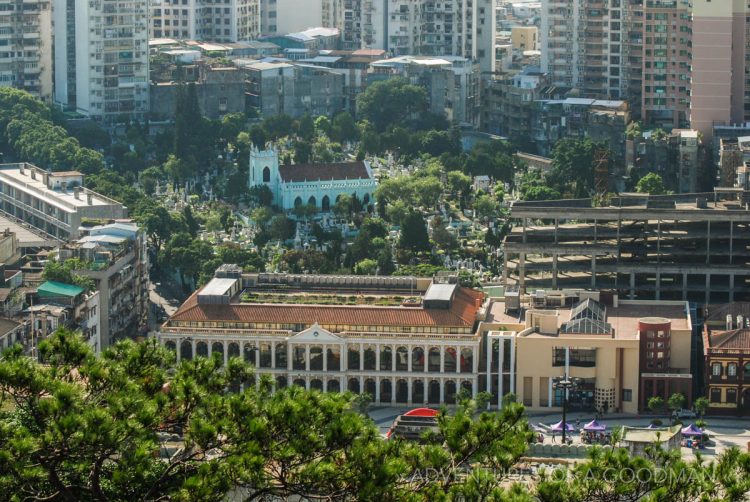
[[249, 147, 377, 212], [157, 267, 488, 405]]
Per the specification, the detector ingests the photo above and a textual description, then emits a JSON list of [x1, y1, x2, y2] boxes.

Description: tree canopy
[[0, 329, 534, 501], [357, 78, 428, 132]]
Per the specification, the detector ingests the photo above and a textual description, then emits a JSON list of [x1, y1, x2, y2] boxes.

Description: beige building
[[485, 290, 693, 414], [510, 26, 538, 52]]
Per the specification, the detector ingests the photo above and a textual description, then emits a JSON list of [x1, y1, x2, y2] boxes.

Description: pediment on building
[[291, 323, 342, 343]]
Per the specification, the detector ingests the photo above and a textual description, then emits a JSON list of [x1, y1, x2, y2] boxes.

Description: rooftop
[[487, 298, 689, 339], [0, 164, 122, 211], [166, 280, 484, 329], [0, 214, 59, 247], [38, 281, 85, 298], [622, 425, 681, 443], [278, 161, 372, 182]]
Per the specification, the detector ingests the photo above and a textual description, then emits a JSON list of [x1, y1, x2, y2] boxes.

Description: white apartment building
[[259, 0, 341, 35], [150, 0, 260, 42], [0, 0, 53, 100], [54, 0, 149, 123], [58, 221, 150, 347], [0, 164, 127, 240], [348, 0, 495, 72]]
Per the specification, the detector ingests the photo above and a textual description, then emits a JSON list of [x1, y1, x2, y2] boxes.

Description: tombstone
[[155, 180, 162, 196]]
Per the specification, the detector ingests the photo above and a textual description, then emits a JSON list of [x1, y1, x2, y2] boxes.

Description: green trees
[[398, 212, 430, 253], [518, 171, 562, 201], [695, 396, 710, 418], [536, 443, 750, 502], [357, 77, 428, 131], [668, 392, 687, 414], [473, 194, 500, 220], [648, 396, 666, 414], [42, 259, 95, 292], [0, 88, 104, 174], [549, 138, 608, 197], [0, 329, 536, 501], [636, 172, 667, 195]]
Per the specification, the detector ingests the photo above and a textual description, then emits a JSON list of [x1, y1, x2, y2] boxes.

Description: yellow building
[[484, 290, 693, 414], [511, 26, 539, 52]]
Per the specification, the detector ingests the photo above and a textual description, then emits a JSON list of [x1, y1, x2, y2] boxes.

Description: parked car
[[672, 408, 697, 419]]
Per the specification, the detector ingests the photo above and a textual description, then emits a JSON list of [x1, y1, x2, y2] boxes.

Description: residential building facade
[[0, 164, 127, 240], [540, 0, 749, 139], [54, 0, 149, 122], [369, 55, 481, 127], [150, 0, 260, 42], [57, 222, 149, 347], [239, 59, 345, 118], [342, 0, 497, 73], [0, 0, 53, 100]]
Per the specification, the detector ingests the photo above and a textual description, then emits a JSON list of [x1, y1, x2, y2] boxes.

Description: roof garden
[[239, 290, 422, 307]]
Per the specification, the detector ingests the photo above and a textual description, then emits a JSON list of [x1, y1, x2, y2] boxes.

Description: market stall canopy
[[583, 419, 607, 431], [681, 424, 703, 437], [550, 420, 575, 432]]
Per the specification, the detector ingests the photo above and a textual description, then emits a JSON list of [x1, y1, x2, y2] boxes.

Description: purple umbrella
[[550, 420, 575, 432], [583, 419, 607, 431], [681, 424, 703, 437]]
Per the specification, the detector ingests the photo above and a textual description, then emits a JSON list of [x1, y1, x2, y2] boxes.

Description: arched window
[[308, 196, 316, 207], [363, 193, 370, 204], [262, 166, 270, 182], [294, 196, 303, 208], [322, 195, 330, 211]]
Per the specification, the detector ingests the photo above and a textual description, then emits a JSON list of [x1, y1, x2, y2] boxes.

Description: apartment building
[[503, 189, 750, 304], [342, 0, 497, 73], [0, 0, 52, 100], [486, 290, 693, 414], [239, 59, 345, 118], [54, 0, 149, 122], [540, 0, 749, 139], [369, 55, 481, 127], [299, 48, 387, 112], [31, 281, 101, 354], [57, 222, 149, 347], [150, 0, 260, 42], [0, 164, 126, 240], [259, 0, 341, 36], [150, 61, 245, 120], [158, 270, 489, 406]]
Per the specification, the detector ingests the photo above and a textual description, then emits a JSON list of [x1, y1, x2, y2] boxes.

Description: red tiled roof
[[278, 162, 370, 182], [707, 328, 750, 350], [168, 286, 483, 328]]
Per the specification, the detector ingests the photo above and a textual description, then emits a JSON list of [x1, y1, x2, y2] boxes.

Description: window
[[622, 389, 632, 402], [727, 388, 737, 404], [712, 362, 722, 377], [728, 363, 737, 377], [710, 388, 721, 403], [552, 347, 596, 367]]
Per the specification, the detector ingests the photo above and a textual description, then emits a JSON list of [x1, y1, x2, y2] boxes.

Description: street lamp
[[552, 374, 581, 444]]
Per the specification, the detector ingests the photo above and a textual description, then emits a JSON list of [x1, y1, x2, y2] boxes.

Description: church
[[249, 147, 378, 212]]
